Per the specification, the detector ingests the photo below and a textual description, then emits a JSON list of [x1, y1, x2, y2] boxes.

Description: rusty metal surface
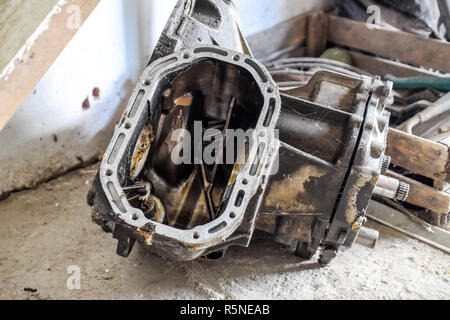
[[257, 67, 391, 263]]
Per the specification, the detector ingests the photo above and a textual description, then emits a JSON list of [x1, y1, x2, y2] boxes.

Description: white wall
[[0, 0, 332, 197], [236, 0, 332, 36]]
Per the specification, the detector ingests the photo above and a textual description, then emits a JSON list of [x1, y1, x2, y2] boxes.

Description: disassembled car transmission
[[88, 0, 409, 265]]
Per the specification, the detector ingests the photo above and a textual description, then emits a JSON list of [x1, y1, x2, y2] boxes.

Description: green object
[[320, 48, 352, 65], [385, 74, 450, 91]]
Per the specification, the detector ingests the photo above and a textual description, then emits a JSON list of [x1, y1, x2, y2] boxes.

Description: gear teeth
[[381, 155, 391, 174], [395, 182, 410, 201]]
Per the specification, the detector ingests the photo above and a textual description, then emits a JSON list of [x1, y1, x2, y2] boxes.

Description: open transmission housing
[[88, 0, 403, 265]]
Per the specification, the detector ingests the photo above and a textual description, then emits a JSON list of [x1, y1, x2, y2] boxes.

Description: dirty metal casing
[[148, 0, 252, 64], [88, 45, 281, 261], [88, 0, 393, 264], [260, 71, 392, 264]]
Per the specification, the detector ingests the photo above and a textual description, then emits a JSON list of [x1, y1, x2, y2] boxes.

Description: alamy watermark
[[66, 5, 81, 30], [168, 121, 279, 174], [66, 265, 81, 290], [366, 5, 382, 30]]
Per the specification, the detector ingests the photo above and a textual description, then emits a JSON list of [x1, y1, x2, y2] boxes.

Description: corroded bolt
[[371, 142, 383, 158]]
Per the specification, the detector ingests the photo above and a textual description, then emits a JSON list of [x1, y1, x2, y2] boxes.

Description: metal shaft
[[373, 175, 410, 201]]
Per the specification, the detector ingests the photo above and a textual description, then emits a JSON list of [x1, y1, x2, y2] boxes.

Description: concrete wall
[[0, 0, 332, 197]]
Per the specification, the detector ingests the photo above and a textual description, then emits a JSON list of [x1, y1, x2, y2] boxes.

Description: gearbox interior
[[123, 59, 264, 230]]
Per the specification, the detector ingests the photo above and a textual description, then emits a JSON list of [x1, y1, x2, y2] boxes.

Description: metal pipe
[[355, 226, 379, 249], [374, 175, 409, 201], [401, 92, 450, 135]]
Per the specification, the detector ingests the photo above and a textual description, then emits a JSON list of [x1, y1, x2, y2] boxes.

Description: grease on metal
[[137, 228, 154, 246], [265, 165, 327, 212], [130, 124, 155, 180]]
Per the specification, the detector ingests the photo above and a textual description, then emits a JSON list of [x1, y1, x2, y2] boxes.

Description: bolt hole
[[233, 55, 240, 61], [267, 87, 274, 93], [124, 122, 132, 129], [106, 169, 113, 177], [132, 213, 139, 221], [229, 212, 236, 219], [242, 179, 248, 185], [193, 232, 200, 239], [183, 53, 190, 59], [143, 79, 151, 86]]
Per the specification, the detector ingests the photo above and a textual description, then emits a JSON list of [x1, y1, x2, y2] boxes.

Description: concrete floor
[[0, 163, 448, 300]]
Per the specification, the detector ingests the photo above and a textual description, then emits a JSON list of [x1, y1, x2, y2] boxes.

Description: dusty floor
[[0, 163, 448, 300]]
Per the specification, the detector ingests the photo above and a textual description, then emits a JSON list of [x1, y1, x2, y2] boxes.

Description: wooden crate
[[248, 12, 450, 227]]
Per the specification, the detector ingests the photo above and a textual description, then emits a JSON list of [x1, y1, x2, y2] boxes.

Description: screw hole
[[233, 55, 240, 61], [132, 213, 139, 221], [106, 169, 113, 177], [183, 53, 190, 59], [242, 179, 248, 185], [124, 122, 132, 129], [143, 79, 151, 86], [229, 212, 236, 219], [267, 87, 274, 93], [193, 232, 200, 239]]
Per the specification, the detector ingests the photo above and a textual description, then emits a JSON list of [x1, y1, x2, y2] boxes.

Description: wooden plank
[[386, 170, 450, 214], [306, 11, 328, 57], [0, 0, 59, 72], [386, 128, 449, 181], [0, 0, 100, 131], [327, 15, 450, 74], [247, 13, 308, 60], [346, 50, 445, 78]]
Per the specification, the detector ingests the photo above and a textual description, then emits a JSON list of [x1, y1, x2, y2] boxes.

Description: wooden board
[[346, 50, 445, 78], [386, 128, 449, 182], [0, 0, 100, 131], [306, 11, 328, 57], [327, 15, 450, 74], [387, 170, 450, 214], [0, 0, 59, 73], [247, 13, 308, 60]]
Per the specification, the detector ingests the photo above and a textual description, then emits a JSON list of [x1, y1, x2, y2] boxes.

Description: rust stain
[[352, 216, 366, 231], [130, 124, 155, 180], [174, 93, 193, 107], [346, 173, 370, 224], [228, 162, 244, 186], [92, 87, 100, 100], [152, 195, 166, 223], [265, 165, 327, 212], [137, 228, 154, 246], [82, 97, 90, 110]]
